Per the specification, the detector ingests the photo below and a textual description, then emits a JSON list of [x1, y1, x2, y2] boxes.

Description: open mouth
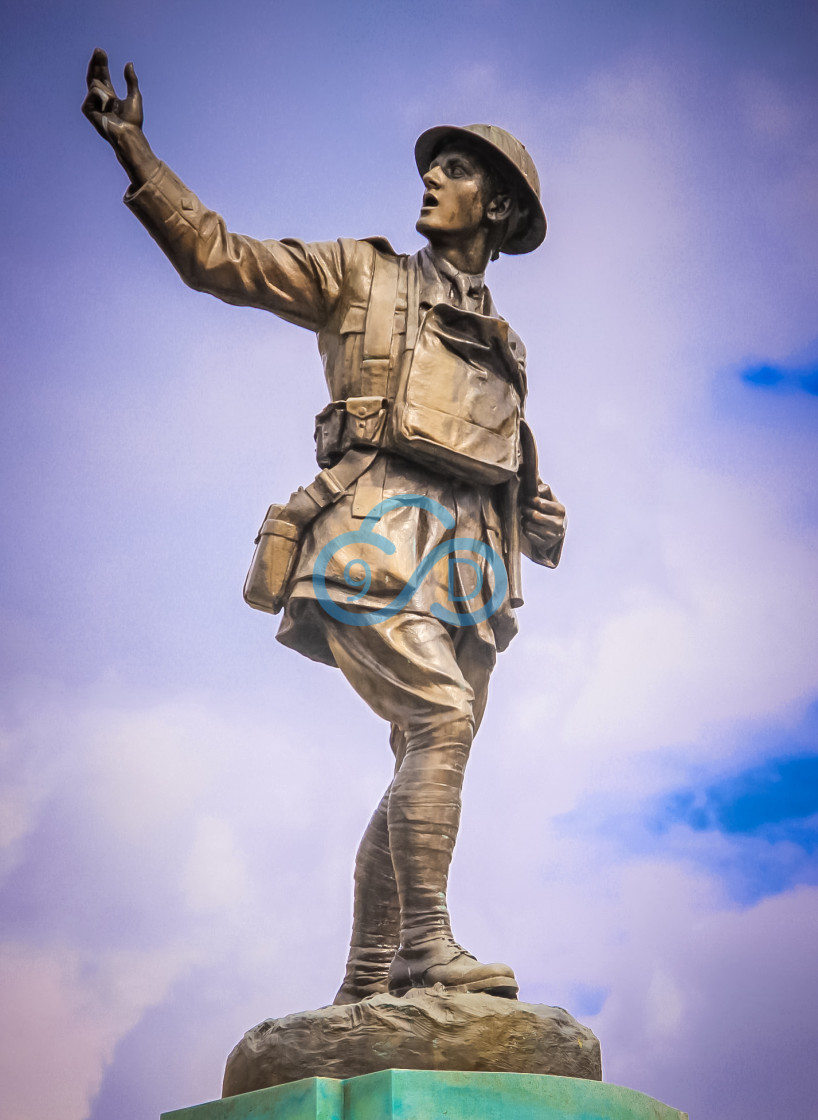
[[421, 191, 438, 210]]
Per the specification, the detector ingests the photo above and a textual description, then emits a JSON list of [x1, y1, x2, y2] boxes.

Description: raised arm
[[81, 49, 349, 330]]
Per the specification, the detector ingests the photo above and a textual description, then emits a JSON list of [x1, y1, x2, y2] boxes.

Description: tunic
[[124, 162, 561, 667]]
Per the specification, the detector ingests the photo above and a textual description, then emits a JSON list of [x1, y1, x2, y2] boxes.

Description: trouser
[[323, 611, 494, 972]]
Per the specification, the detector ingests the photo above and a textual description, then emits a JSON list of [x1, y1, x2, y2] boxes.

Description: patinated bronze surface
[[83, 49, 567, 1008]]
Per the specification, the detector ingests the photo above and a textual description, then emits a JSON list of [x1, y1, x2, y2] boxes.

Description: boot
[[333, 789, 400, 1004], [389, 937, 518, 998], [334, 945, 396, 1004], [386, 719, 518, 999]]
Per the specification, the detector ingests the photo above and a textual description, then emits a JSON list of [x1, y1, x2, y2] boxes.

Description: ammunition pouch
[[314, 402, 346, 467], [314, 397, 388, 468], [344, 396, 389, 450]]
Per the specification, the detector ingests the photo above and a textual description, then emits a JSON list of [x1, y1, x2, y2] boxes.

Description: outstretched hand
[[521, 482, 566, 554], [82, 48, 143, 143]]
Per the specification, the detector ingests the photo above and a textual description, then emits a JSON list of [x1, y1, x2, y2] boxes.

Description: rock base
[[222, 987, 601, 1096]]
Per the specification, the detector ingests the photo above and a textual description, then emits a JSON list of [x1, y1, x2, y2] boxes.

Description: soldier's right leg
[[325, 611, 516, 1000]]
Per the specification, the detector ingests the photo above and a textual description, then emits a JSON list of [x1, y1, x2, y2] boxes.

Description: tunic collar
[[419, 244, 487, 313]]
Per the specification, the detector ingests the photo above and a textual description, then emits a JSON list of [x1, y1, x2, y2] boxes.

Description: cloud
[[0, 941, 198, 1120], [454, 804, 818, 1117], [448, 780, 818, 1116], [480, 60, 818, 823], [555, 794, 818, 909], [0, 674, 396, 1115], [503, 460, 818, 823], [593, 879, 818, 1119], [183, 815, 250, 913]]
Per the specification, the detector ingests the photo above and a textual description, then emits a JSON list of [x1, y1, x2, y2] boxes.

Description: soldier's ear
[[486, 192, 513, 224]]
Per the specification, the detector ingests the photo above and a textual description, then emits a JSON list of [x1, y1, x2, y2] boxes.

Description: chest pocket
[[336, 302, 368, 394], [317, 247, 405, 465], [389, 302, 523, 485]]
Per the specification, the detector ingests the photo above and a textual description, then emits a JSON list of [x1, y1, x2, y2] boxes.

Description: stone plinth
[[162, 1070, 688, 1120], [222, 989, 601, 1096]]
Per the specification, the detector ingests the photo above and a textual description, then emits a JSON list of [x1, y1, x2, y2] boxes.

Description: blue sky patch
[[653, 746, 818, 902], [570, 983, 610, 1018], [709, 347, 818, 439], [664, 755, 818, 837], [740, 361, 818, 395]]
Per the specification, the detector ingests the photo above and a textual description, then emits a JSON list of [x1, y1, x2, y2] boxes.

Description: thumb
[[124, 61, 140, 100]]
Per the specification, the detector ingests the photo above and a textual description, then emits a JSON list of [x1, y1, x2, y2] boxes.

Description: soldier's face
[[416, 146, 493, 244]]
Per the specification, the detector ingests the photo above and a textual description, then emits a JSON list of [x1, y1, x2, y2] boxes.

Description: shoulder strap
[[404, 251, 422, 354], [360, 249, 402, 399]]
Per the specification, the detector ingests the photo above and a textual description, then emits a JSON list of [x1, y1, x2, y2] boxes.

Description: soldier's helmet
[[414, 123, 546, 255]]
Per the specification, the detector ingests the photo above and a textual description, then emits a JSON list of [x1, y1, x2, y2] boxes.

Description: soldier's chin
[[416, 211, 440, 237]]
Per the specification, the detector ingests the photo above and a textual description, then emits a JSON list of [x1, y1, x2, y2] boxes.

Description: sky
[[1, 1, 817, 1118]]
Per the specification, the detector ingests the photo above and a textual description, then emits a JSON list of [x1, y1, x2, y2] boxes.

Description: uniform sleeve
[[124, 161, 352, 331]]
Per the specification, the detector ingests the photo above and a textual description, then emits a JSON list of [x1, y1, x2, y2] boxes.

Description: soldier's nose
[[423, 166, 442, 188]]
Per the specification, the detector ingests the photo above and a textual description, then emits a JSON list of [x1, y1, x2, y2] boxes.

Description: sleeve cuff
[[124, 161, 199, 226], [123, 159, 168, 207]]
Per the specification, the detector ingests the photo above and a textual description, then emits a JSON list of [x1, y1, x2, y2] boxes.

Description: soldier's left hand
[[521, 482, 566, 551]]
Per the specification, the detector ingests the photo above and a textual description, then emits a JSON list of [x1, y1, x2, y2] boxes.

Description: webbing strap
[[387, 256, 409, 400], [360, 250, 402, 399], [303, 446, 381, 512], [404, 251, 422, 355]]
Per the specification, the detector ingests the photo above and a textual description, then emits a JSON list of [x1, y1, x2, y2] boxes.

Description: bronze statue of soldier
[[83, 48, 567, 1006]]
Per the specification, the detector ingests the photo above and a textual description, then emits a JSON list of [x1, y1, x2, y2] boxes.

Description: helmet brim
[[414, 125, 546, 255]]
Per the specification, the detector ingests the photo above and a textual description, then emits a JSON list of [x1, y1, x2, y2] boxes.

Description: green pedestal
[[162, 1070, 687, 1120]]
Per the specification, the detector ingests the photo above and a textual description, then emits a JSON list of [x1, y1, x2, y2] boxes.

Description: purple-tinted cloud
[[3, 3, 818, 1120]]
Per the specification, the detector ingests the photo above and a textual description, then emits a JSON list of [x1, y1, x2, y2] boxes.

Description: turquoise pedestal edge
[[161, 1070, 688, 1120]]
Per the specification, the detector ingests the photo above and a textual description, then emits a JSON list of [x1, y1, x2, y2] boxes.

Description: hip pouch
[[243, 504, 301, 614], [243, 448, 380, 614], [390, 303, 523, 485]]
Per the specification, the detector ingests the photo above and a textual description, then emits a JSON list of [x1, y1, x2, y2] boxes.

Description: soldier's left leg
[[332, 785, 398, 1004]]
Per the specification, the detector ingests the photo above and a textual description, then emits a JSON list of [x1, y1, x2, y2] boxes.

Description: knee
[[399, 715, 474, 777], [407, 681, 476, 742]]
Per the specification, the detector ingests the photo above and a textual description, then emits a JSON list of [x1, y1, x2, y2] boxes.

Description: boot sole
[[390, 977, 519, 999]]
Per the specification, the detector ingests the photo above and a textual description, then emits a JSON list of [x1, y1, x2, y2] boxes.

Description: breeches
[[323, 611, 495, 756], [323, 611, 495, 947]]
